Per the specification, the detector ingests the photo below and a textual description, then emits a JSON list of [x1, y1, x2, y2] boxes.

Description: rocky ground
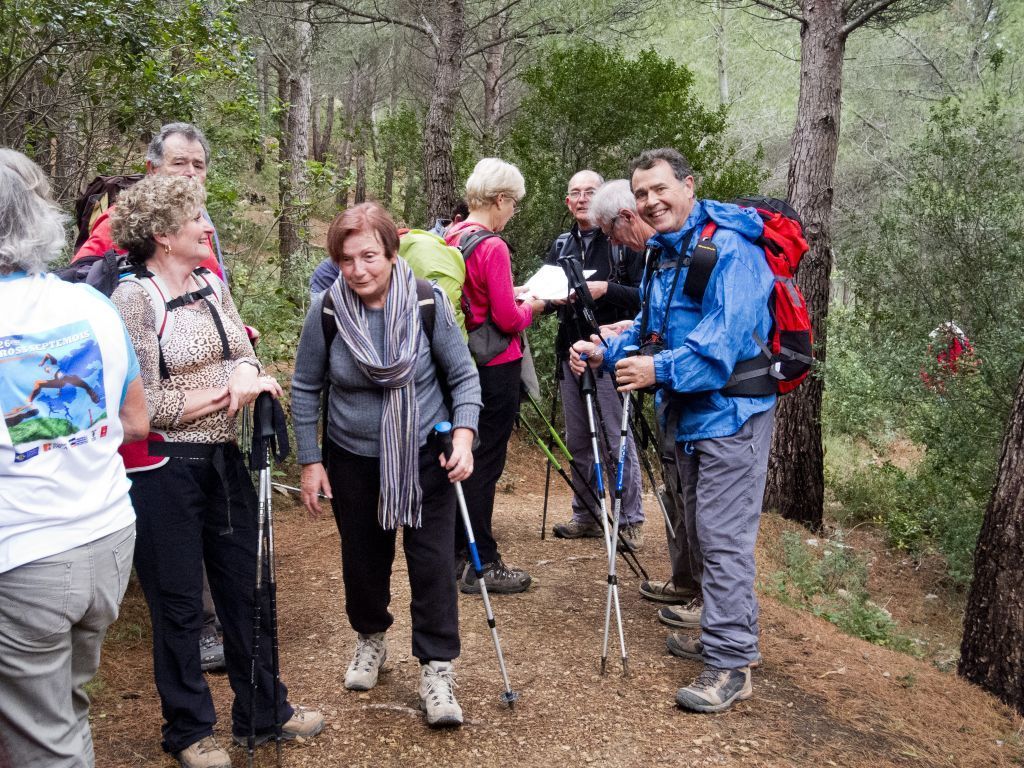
[[90, 439, 1023, 767]]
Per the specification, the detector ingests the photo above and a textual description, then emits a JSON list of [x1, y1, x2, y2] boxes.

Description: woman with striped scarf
[[291, 202, 482, 728]]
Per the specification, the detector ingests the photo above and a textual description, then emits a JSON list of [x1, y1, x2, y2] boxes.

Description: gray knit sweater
[[291, 286, 482, 464]]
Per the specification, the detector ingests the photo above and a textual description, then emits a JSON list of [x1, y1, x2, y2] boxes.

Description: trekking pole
[[249, 393, 284, 768], [432, 422, 519, 709], [539, 363, 561, 540], [519, 416, 647, 580], [602, 347, 640, 676], [579, 358, 626, 667]]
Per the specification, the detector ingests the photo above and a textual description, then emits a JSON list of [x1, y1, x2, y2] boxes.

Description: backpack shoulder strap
[[457, 228, 502, 261], [682, 221, 720, 304], [120, 271, 172, 345], [554, 232, 571, 256], [416, 278, 436, 343], [192, 267, 223, 303], [321, 291, 338, 351]]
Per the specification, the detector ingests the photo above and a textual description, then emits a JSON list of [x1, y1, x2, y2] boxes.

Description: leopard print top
[[111, 275, 260, 443]]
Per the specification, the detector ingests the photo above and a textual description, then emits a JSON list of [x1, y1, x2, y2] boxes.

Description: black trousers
[[326, 440, 460, 662], [455, 358, 522, 564], [129, 443, 292, 754]]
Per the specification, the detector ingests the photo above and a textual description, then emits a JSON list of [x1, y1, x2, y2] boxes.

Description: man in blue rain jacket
[[571, 148, 775, 713]]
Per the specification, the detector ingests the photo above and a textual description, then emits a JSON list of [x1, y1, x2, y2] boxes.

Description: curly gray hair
[[0, 164, 66, 275], [109, 174, 207, 265]]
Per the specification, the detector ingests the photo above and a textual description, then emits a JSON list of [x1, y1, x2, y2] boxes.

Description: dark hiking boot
[[552, 518, 603, 539], [666, 632, 761, 669], [657, 596, 703, 629], [675, 665, 752, 713], [460, 558, 531, 594], [617, 523, 644, 552]]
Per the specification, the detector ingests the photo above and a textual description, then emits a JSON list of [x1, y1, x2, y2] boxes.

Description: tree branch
[[841, 0, 904, 37], [743, 0, 805, 24]]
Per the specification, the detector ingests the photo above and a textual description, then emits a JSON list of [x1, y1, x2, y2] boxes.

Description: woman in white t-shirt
[[0, 153, 149, 768]]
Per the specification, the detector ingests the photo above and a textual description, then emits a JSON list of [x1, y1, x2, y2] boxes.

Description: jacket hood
[[651, 200, 764, 254]]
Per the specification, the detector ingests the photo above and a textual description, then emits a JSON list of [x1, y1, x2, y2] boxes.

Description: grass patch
[[765, 530, 921, 655]]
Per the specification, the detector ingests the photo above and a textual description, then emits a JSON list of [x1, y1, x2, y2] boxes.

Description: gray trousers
[[0, 523, 135, 768], [674, 405, 775, 668], [559, 360, 644, 525], [656, 415, 701, 594]]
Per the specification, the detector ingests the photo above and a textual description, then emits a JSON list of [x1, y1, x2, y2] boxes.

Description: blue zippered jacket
[[600, 199, 776, 442]]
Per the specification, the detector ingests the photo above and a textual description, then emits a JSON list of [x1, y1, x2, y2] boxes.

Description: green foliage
[[2, 0, 255, 191], [824, 96, 1024, 582], [767, 531, 919, 654], [503, 44, 765, 274]]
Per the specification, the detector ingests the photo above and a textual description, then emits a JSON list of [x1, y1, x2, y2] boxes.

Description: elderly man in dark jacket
[[543, 169, 646, 550]]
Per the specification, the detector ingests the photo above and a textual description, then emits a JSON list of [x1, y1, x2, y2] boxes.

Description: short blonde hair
[[464, 158, 525, 209], [110, 175, 206, 265]]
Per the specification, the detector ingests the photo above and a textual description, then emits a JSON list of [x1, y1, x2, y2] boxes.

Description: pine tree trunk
[[765, 0, 846, 530], [277, 13, 313, 287], [715, 1, 729, 106], [423, 0, 465, 222], [959, 364, 1024, 715], [481, 16, 507, 154]]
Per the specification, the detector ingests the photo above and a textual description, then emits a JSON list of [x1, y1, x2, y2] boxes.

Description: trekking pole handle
[[579, 354, 597, 396], [255, 391, 275, 439], [432, 421, 454, 461], [625, 344, 640, 358]]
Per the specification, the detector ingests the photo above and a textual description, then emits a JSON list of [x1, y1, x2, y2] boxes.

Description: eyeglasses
[[567, 188, 597, 201], [601, 215, 619, 238]]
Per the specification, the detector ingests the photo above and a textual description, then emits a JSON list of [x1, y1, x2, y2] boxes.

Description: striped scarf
[[329, 258, 422, 529]]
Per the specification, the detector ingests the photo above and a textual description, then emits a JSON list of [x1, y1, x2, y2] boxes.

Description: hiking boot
[[666, 632, 762, 669], [199, 631, 225, 673], [658, 596, 703, 629], [232, 706, 326, 747], [675, 665, 752, 713], [176, 736, 230, 768], [617, 523, 644, 552], [344, 632, 387, 691], [460, 558, 531, 595], [418, 661, 463, 727], [552, 518, 603, 539], [639, 579, 698, 604]]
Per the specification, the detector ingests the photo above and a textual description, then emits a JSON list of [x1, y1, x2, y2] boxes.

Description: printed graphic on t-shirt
[[0, 321, 109, 462]]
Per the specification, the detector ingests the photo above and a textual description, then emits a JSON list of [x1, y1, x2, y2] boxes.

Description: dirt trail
[[90, 442, 1023, 767]]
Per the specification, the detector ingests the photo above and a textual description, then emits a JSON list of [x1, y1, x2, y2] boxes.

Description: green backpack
[[399, 229, 467, 338]]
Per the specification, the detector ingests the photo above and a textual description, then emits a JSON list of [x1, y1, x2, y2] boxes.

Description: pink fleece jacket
[[446, 221, 532, 367]]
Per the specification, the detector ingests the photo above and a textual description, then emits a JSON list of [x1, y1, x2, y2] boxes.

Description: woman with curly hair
[[109, 174, 323, 768]]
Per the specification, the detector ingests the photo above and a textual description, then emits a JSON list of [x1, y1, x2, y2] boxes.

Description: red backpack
[[683, 196, 813, 396]]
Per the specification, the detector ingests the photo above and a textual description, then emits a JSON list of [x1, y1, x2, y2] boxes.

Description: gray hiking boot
[[419, 661, 463, 727], [176, 736, 231, 768], [344, 632, 387, 691], [460, 558, 531, 595], [666, 632, 762, 669], [199, 631, 225, 673], [658, 596, 703, 629], [675, 665, 752, 713], [639, 579, 698, 604], [552, 518, 603, 539]]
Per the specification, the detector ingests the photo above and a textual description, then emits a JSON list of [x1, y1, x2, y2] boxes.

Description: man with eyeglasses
[[542, 170, 646, 550]]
